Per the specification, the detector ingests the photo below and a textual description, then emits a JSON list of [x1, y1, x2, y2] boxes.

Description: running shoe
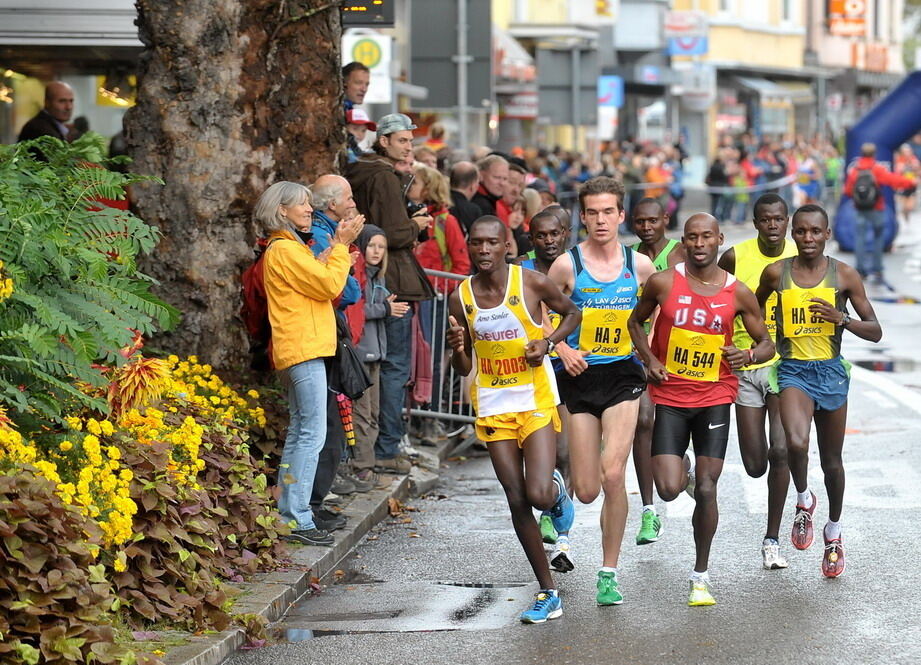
[[539, 513, 558, 544], [636, 510, 663, 545], [684, 451, 696, 499], [549, 535, 574, 573], [822, 536, 846, 578], [688, 580, 716, 607], [519, 589, 562, 624], [549, 469, 575, 534], [596, 570, 623, 606], [761, 540, 789, 570], [791, 490, 817, 550]]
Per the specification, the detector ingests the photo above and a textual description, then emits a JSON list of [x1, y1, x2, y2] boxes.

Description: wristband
[[544, 338, 556, 354], [746, 348, 755, 365]]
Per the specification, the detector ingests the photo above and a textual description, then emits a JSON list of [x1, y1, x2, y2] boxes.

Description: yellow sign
[[95, 75, 136, 108], [351, 38, 382, 69]]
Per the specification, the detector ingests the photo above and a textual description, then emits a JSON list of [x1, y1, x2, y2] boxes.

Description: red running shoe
[[822, 536, 846, 578], [791, 490, 817, 550]]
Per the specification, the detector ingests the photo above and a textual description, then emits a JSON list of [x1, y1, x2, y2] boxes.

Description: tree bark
[[125, 0, 344, 370]]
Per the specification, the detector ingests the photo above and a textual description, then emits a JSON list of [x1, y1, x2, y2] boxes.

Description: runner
[[446, 216, 580, 623], [717, 192, 797, 570], [628, 213, 774, 607], [515, 208, 575, 572], [547, 176, 655, 606], [629, 197, 686, 546], [756, 204, 881, 578]]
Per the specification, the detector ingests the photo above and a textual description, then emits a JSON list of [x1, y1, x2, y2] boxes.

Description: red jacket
[[844, 157, 914, 211], [414, 205, 471, 292]]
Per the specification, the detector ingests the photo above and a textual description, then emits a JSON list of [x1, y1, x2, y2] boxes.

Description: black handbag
[[328, 312, 373, 400]]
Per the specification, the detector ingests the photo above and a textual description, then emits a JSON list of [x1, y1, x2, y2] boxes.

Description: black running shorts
[[652, 403, 732, 459], [556, 358, 646, 420]]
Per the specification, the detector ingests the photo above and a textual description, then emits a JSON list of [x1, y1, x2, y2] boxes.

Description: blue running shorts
[[774, 357, 852, 412]]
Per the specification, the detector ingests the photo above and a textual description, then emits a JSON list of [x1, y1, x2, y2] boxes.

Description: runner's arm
[[816, 263, 882, 343], [447, 289, 473, 376], [717, 247, 736, 274], [525, 272, 582, 365], [755, 261, 783, 314], [628, 272, 668, 382], [726, 283, 775, 369], [547, 251, 589, 375], [633, 251, 656, 287]]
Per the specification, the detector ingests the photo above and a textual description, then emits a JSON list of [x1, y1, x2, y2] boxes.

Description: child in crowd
[[350, 225, 410, 483]]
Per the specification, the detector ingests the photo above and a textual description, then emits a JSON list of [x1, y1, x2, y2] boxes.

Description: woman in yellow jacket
[[256, 181, 363, 547]]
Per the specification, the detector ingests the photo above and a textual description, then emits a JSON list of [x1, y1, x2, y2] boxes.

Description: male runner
[[629, 197, 686, 545], [548, 177, 655, 606], [628, 213, 774, 606], [756, 204, 881, 578], [718, 192, 797, 570], [446, 216, 580, 623], [515, 208, 575, 572]]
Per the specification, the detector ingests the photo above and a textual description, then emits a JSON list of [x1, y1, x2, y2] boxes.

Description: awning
[[778, 81, 815, 105], [735, 76, 796, 104]]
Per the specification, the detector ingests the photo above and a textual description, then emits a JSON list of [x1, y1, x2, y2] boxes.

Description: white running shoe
[[549, 535, 574, 573], [761, 541, 789, 570]]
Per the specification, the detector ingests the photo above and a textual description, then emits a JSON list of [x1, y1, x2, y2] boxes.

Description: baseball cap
[[346, 108, 377, 131], [376, 113, 417, 136]]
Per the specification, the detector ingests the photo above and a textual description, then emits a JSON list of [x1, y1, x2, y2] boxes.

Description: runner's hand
[[645, 358, 669, 384], [524, 339, 550, 367], [721, 345, 749, 370], [446, 315, 465, 354], [557, 342, 589, 376], [808, 297, 842, 324]]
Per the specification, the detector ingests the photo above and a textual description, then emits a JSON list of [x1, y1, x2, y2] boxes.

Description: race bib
[[765, 292, 780, 335], [781, 287, 836, 337], [665, 328, 723, 382], [474, 338, 533, 389], [579, 307, 631, 357]]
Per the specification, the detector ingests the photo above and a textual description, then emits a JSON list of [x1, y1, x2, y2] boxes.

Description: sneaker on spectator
[[354, 468, 385, 488], [375, 456, 413, 474], [330, 472, 357, 496], [285, 528, 334, 547], [343, 469, 375, 493], [324, 492, 345, 506], [314, 508, 347, 532]]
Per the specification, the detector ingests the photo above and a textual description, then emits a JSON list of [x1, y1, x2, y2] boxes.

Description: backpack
[[240, 237, 278, 371], [852, 168, 879, 210]]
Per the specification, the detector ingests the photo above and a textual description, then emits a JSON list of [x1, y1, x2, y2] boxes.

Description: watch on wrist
[[838, 312, 851, 327], [544, 338, 556, 354]]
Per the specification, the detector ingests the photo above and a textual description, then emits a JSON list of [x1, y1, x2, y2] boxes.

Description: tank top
[[649, 264, 739, 408], [775, 257, 845, 361], [459, 264, 559, 417], [731, 237, 797, 370], [631, 238, 679, 272], [566, 244, 639, 365]]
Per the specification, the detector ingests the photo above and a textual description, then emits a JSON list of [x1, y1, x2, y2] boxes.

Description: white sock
[[797, 489, 813, 508], [600, 566, 617, 576], [824, 521, 842, 540], [763, 537, 779, 546], [689, 569, 709, 583], [643, 504, 656, 514]]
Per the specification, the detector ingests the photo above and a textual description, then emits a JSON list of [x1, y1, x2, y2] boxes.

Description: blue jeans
[[375, 308, 414, 459], [419, 295, 448, 410], [278, 358, 327, 530], [854, 208, 885, 276]]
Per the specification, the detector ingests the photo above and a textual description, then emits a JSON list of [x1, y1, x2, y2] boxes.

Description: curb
[[162, 434, 459, 665]]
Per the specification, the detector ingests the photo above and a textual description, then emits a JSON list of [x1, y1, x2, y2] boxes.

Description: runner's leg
[[764, 394, 790, 541], [633, 393, 656, 506], [599, 399, 640, 568], [651, 405, 692, 501], [779, 387, 815, 494], [567, 413, 603, 504], [814, 404, 848, 524]]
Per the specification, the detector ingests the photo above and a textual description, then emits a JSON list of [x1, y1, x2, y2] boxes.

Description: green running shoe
[[539, 513, 558, 544], [635, 510, 663, 545], [596, 570, 623, 606]]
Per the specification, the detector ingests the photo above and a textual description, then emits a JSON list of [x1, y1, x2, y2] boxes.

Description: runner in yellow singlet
[[447, 216, 581, 623]]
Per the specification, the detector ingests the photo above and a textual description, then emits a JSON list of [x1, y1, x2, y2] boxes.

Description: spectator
[[705, 149, 731, 222], [342, 61, 370, 111], [448, 161, 481, 235], [472, 153, 509, 216], [345, 109, 375, 163], [17, 81, 75, 153], [894, 144, 919, 225], [345, 113, 435, 473], [257, 181, 362, 547], [508, 195, 529, 257], [844, 142, 914, 286], [414, 145, 438, 170], [350, 225, 410, 486], [498, 162, 527, 225], [523, 187, 543, 218]]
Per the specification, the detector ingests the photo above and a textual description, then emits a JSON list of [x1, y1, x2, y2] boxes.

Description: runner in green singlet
[[628, 197, 686, 545]]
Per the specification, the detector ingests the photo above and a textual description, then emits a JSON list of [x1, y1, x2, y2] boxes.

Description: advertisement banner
[[667, 36, 708, 56], [342, 31, 392, 104], [828, 0, 866, 37]]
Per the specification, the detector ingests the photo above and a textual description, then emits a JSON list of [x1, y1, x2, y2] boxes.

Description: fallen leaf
[[334, 569, 345, 579], [408, 533, 420, 538], [388, 497, 404, 516]]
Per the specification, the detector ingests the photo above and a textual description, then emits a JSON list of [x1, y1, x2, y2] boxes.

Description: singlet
[[649, 263, 739, 408], [519, 250, 537, 272], [566, 245, 639, 365], [775, 257, 845, 362], [731, 238, 797, 370], [516, 251, 562, 365], [631, 238, 679, 272], [459, 265, 560, 418]]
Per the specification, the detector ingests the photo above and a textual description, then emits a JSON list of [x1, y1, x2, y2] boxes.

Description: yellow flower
[[85, 419, 102, 436], [65, 417, 83, 431], [59, 440, 73, 452], [113, 557, 127, 572], [99, 420, 114, 436], [106, 446, 121, 460], [247, 389, 260, 399]]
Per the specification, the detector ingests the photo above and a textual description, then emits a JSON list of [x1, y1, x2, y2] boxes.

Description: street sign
[[342, 31, 392, 104], [664, 10, 708, 39], [827, 0, 866, 37], [597, 75, 624, 108], [667, 36, 708, 56]]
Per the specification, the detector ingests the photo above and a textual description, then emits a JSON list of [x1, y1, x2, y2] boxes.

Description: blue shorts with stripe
[[775, 357, 851, 412]]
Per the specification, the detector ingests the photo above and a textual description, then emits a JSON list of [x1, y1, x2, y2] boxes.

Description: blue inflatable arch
[[834, 71, 921, 251]]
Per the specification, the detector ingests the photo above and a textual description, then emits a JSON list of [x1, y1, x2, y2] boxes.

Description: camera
[[406, 201, 426, 217]]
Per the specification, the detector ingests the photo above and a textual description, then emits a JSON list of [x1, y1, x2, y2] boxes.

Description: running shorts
[[556, 357, 646, 419], [475, 407, 561, 448], [775, 357, 851, 412], [652, 403, 732, 459], [734, 365, 778, 408]]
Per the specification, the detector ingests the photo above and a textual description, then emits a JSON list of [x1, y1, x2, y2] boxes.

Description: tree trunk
[[125, 0, 344, 370]]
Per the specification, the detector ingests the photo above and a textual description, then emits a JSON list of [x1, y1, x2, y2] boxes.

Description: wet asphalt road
[[227, 223, 921, 665]]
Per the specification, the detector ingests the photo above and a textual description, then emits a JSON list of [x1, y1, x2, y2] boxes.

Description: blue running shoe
[[549, 469, 575, 534], [519, 589, 562, 624]]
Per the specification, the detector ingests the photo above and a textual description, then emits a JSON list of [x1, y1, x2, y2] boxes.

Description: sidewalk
[[161, 435, 458, 665]]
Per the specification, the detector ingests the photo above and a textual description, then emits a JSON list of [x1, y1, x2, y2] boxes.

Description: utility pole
[[455, 0, 471, 153]]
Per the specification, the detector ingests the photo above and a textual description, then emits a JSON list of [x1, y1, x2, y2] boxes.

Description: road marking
[[851, 366, 921, 416], [862, 389, 896, 409]]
